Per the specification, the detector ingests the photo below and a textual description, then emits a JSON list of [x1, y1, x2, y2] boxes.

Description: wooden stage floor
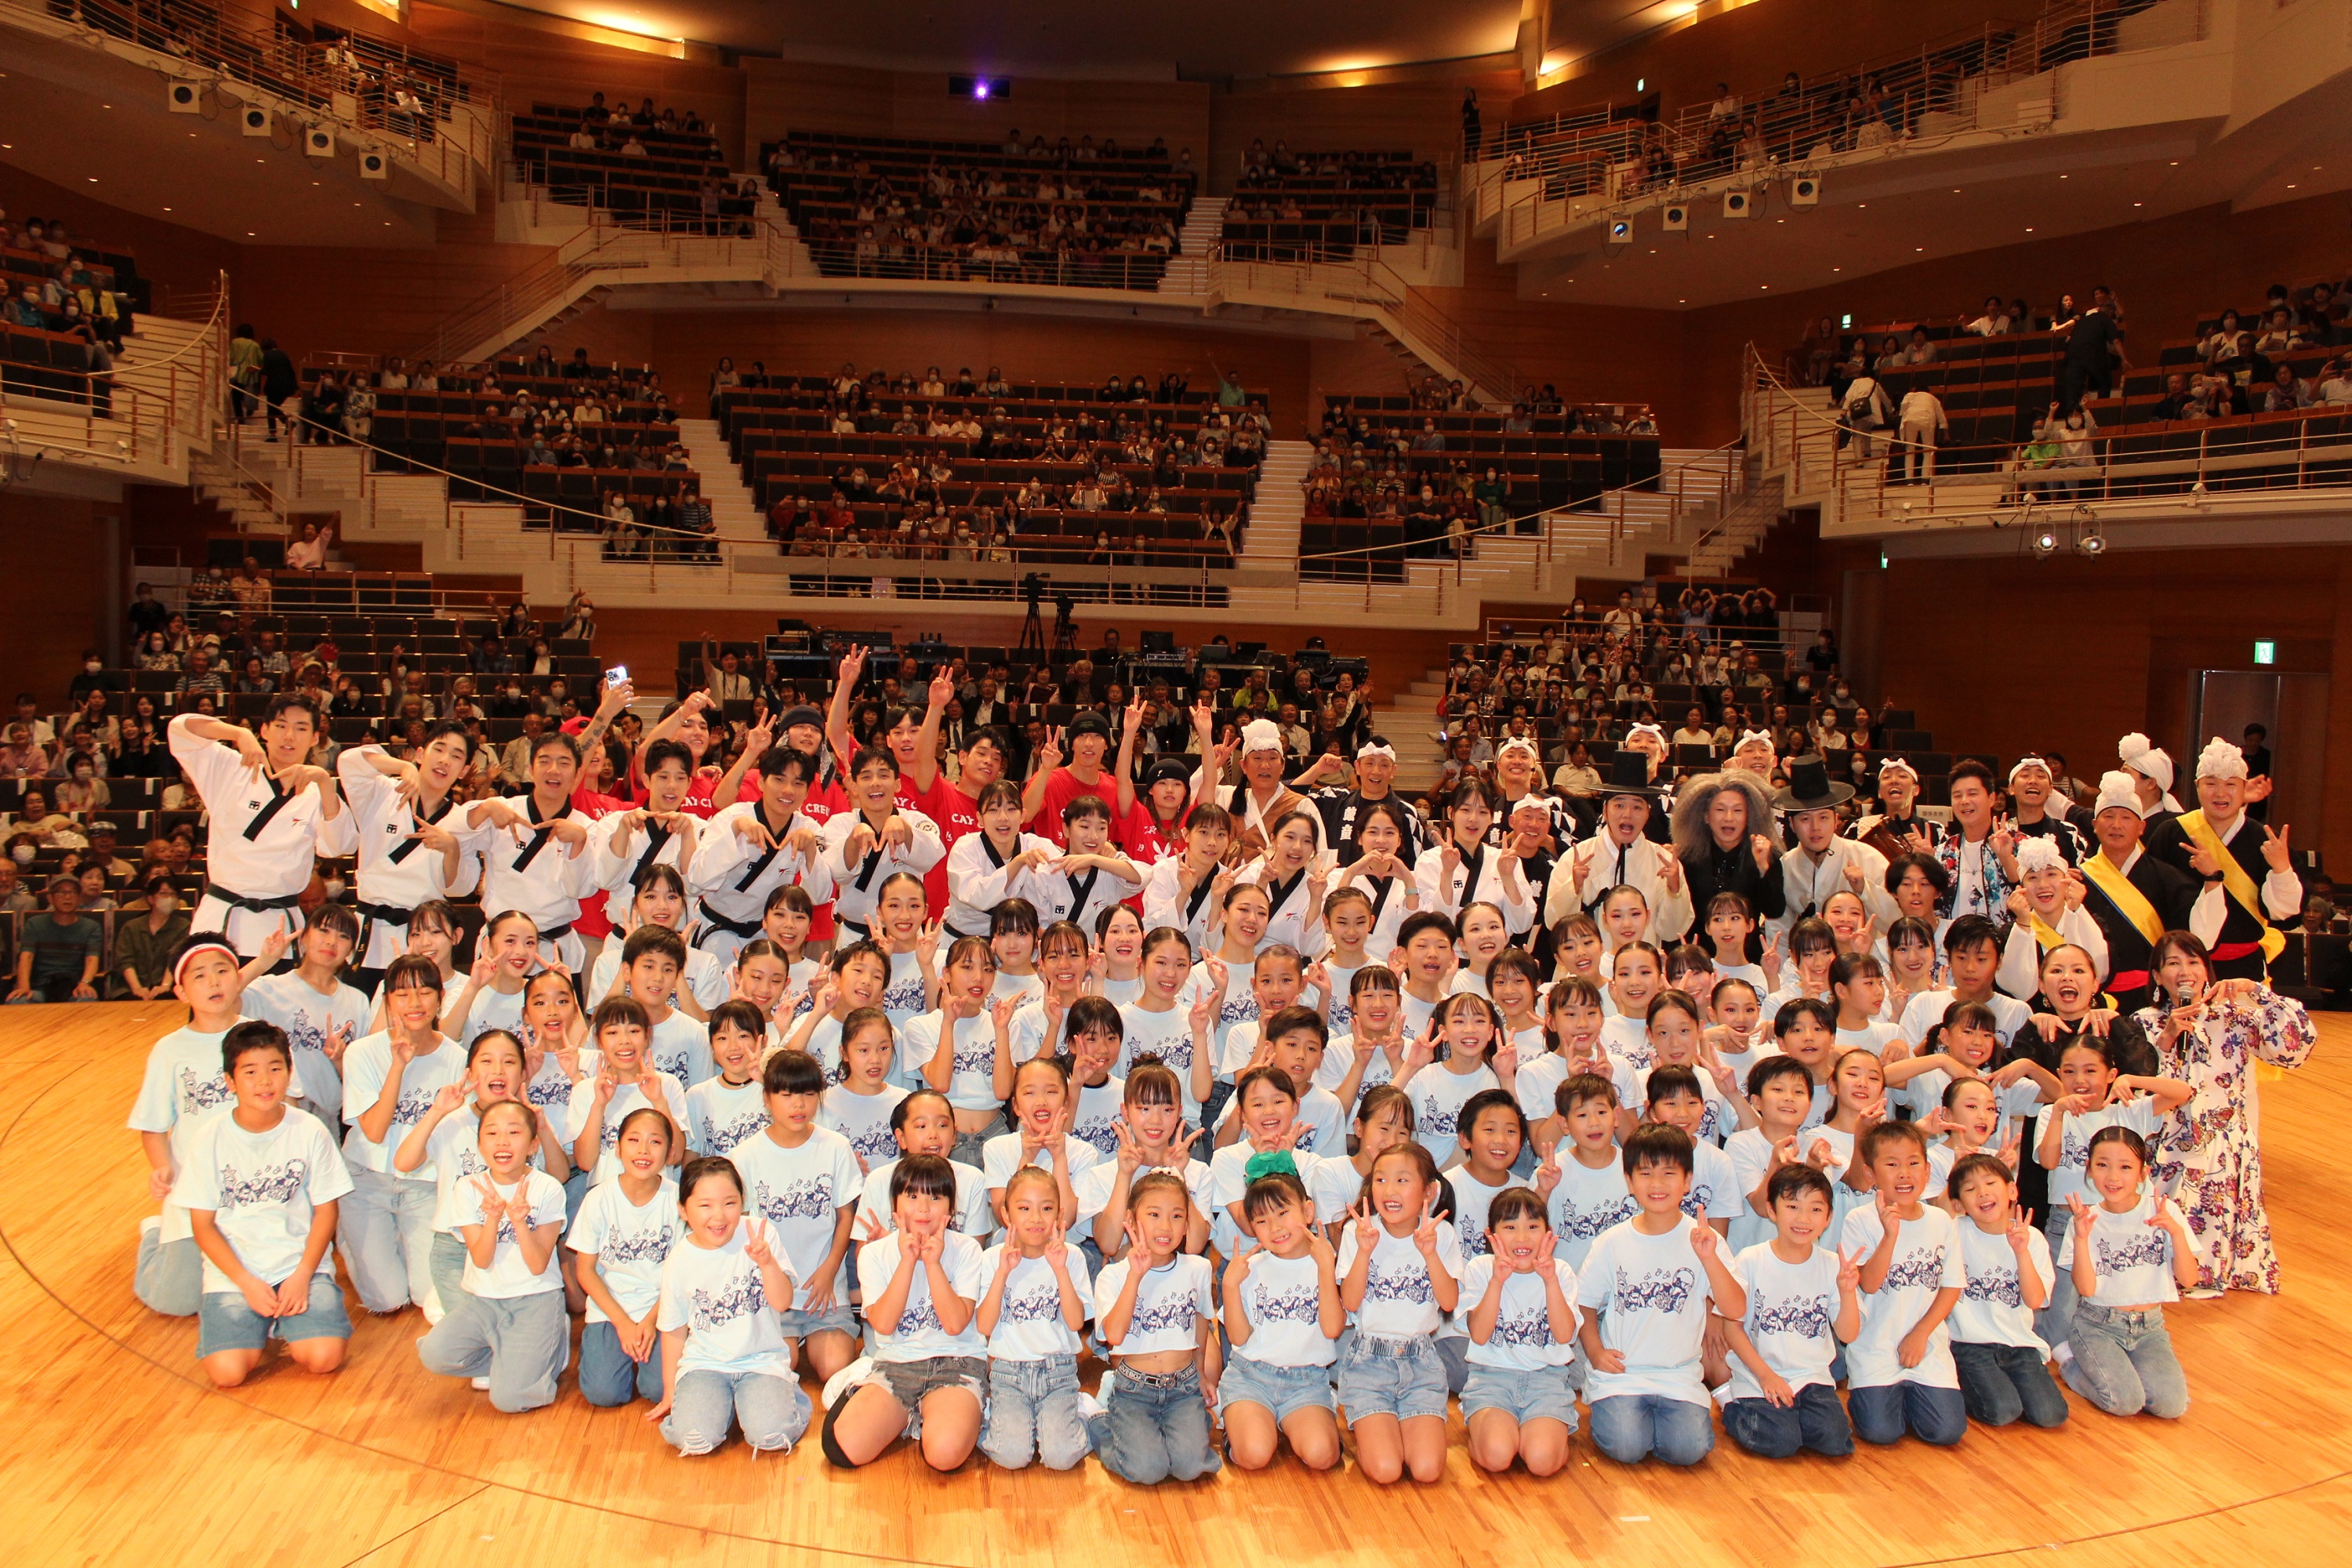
[[8, 1002, 2352, 1566]]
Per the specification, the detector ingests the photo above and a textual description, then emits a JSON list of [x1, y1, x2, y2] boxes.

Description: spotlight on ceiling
[[950, 74, 1011, 102], [2032, 526, 2060, 556]]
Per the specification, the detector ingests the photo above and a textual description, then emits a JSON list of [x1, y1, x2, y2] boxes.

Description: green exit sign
[[2255, 641, 2276, 665]]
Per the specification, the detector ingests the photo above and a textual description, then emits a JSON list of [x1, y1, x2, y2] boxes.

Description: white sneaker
[[2051, 1341, 2073, 1367], [471, 1376, 492, 1390], [1075, 1389, 1105, 1422], [2185, 1285, 2223, 1300]]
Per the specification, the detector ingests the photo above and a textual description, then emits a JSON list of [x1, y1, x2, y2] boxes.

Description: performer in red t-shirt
[[906, 665, 1014, 914], [1021, 709, 1119, 847]]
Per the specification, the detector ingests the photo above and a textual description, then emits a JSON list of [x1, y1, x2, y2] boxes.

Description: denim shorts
[[196, 1279, 354, 1357], [1218, 1354, 1337, 1422], [1336, 1334, 1450, 1421], [866, 1354, 987, 1437], [1461, 1362, 1581, 1428], [777, 1305, 861, 1341]]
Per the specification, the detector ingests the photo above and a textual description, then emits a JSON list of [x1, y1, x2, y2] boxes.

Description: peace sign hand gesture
[[2261, 822, 2293, 873]]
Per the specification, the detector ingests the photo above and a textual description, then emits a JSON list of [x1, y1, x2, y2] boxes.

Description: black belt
[[203, 887, 303, 913], [537, 922, 574, 942], [699, 902, 764, 939], [356, 898, 412, 927], [837, 916, 871, 940]]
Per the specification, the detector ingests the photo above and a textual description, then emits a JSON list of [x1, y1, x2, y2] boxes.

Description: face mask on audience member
[[10, 845, 34, 865], [85, 659, 100, 673]]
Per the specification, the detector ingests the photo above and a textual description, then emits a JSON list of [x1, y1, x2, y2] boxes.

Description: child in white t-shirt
[[1716, 1163, 1858, 1458], [976, 1166, 1094, 1470], [239, 904, 366, 1127], [1574, 1124, 1747, 1466], [1075, 1060, 1212, 1271], [2031, 1036, 2190, 1348], [1218, 1160, 1341, 1472], [175, 1021, 354, 1387], [832, 1155, 989, 1470], [649, 1156, 813, 1456], [982, 1056, 1097, 1238], [816, 1006, 906, 1170], [339, 953, 468, 1316], [1459, 1185, 1581, 1476], [564, 996, 691, 1186], [2059, 1126, 2198, 1420], [569, 1106, 683, 1407], [683, 1000, 771, 1157], [415, 1100, 569, 1411], [1838, 1122, 1967, 1447], [394, 1028, 571, 1325], [1536, 1071, 1636, 1271], [1091, 1167, 1223, 1484], [730, 1049, 865, 1384], [131, 937, 271, 1316], [1336, 1142, 1462, 1486], [1944, 1152, 2066, 1429]]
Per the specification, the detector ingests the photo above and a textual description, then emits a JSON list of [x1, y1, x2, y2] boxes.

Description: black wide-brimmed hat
[[1771, 753, 1855, 811], [1597, 748, 1668, 800]]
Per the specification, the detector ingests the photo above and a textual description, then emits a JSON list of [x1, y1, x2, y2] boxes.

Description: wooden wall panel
[[1207, 74, 1515, 193], [0, 166, 239, 303], [406, 4, 750, 168], [0, 494, 117, 704], [741, 63, 1210, 158]]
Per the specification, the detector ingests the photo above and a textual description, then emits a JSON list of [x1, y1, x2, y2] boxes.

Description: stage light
[[1789, 175, 1820, 207], [1723, 190, 1751, 219], [241, 104, 270, 137], [168, 80, 201, 113], [1606, 218, 1632, 247], [1661, 203, 1688, 231], [2032, 527, 2059, 556]]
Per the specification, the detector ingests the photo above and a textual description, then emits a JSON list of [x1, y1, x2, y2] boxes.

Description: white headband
[[1240, 718, 1283, 756], [1877, 756, 1918, 782], [173, 936, 239, 986], [2014, 836, 2065, 876], [1624, 723, 1665, 746], [1355, 741, 1396, 762], [2008, 755, 2051, 783], [1500, 736, 1542, 760], [1735, 729, 1775, 751], [2092, 769, 2140, 815], [2118, 731, 2173, 791], [2195, 736, 2248, 781]]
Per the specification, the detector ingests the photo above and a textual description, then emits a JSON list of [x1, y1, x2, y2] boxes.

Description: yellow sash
[[2080, 853, 2165, 946], [2025, 909, 2063, 949], [2179, 810, 2287, 963]]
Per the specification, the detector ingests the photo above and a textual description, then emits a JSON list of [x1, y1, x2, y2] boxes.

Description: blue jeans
[[416, 1289, 568, 1414], [134, 1221, 201, 1317], [1721, 1382, 1854, 1457], [982, 1354, 1090, 1471], [1588, 1394, 1715, 1466], [2062, 1303, 2188, 1419], [1952, 1341, 2069, 1428], [579, 1319, 666, 1406], [1848, 1381, 1968, 1446], [662, 1367, 812, 1455], [1088, 1364, 1221, 1485]]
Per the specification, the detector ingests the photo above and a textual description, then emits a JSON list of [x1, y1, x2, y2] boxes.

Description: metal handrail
[[1290, 438, 1743, 576], [2, 267, 228, 470], [6, 0, 498, 194], [1477, 0, 2205, 236]]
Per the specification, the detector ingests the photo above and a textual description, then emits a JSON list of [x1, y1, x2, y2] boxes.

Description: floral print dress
[[2134, 986, 2316, 1294]]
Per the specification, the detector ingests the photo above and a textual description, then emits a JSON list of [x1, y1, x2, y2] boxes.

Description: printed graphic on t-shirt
[[1001, 1280, 1066, 1324], [1613, 1265, 1695, 1315], [1962, 1265, 2021, 1308], [1127, 1294, 1200, 1338], [1490, 1302, 1553, 1347], [1884, 1247, 1948, 1292], [1363, 1261, 1436, 1305], [1251, 1283, 1322, 1324], [598, 1225, 673, 1266], [691, 1264, 768, 1329], [178, 1066, 236, 1115], [216, 1159, 310, 1208], [752, 1175, 838, 1224], [702, 1109, 768, 1155], [1555, 1190, 1637, 1241], [2095, 1230, 2169, 1272], [1752, 1292, 1834, 1338]]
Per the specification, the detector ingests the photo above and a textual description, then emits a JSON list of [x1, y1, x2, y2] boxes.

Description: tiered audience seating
[[510, 103, 740, 226], [1221, 147, 1441, 261], [764, 131, 1194, 292], [713, 375, 1261, 568], [1802, 270, 2352, 497], [1298, 394, 1662, 582]]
